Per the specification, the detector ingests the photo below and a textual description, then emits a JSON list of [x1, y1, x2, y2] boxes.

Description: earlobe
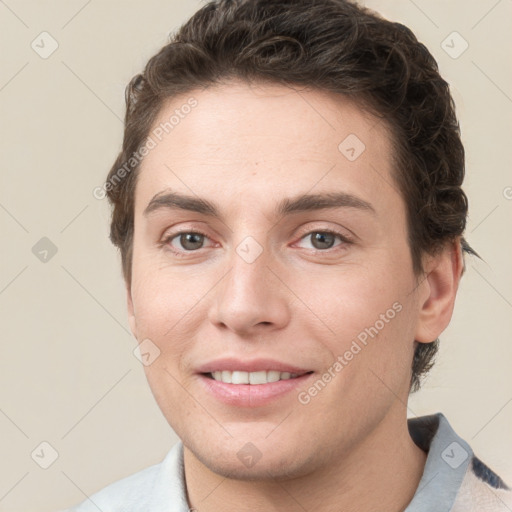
[[126, 282, 138, 340], [415, 239, 464, 343]]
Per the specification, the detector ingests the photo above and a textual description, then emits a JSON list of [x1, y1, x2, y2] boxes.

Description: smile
[[199, 370, 315, 407], [207, 370, 310, 384]]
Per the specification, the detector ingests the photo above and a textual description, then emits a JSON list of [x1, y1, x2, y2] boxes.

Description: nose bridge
[[209, 232, 289, 333], [231, 234, 271, 294]]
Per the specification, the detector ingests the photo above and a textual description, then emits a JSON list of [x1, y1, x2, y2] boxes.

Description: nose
[[208, 241, 291, 336]]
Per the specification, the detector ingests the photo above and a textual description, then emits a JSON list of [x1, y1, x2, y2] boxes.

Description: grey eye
[[307, 232, 337, 250], [177, 232, 205, 251]]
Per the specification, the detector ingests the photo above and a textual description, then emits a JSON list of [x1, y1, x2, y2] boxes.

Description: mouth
[[198, 368, 316, 407], [203, 370, 314, 385], [195, 357, 316, 406]]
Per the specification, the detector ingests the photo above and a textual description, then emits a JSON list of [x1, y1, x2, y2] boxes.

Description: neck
[[183, 410, 427, 512]]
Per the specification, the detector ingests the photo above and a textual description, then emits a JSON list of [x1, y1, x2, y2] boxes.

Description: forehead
[[134, 80, 399, 218]]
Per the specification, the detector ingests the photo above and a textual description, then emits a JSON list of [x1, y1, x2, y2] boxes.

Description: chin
[[185, 435, 318, 482]]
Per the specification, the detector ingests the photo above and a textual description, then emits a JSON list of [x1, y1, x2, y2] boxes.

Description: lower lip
[[198, 373, 315, 407]]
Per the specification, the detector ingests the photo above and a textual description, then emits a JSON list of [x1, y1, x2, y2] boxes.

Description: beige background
[[0, 0, 511, 510]]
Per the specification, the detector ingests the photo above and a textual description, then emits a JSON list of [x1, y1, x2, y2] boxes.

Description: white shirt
[[61, 413, 511, 512]]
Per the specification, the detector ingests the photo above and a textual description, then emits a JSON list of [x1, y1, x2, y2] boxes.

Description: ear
[[126, 281, 138, 340], [415, 238, 464, 343]]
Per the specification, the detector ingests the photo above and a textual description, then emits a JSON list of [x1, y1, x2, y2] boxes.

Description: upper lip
[[196, 358, 313, 375]]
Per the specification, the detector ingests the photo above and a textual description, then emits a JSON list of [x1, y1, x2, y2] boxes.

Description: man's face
[[128, 81, 429, 479]]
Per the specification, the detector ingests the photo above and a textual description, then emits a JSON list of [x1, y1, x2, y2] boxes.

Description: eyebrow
[[143, 189, 376, 220]]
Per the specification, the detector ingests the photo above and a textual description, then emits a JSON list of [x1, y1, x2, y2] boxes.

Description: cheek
[[295, 263, 409, 338], [294, 261, 417, 385], [131, 248, 199, 330], [129, 264, 216, 368]]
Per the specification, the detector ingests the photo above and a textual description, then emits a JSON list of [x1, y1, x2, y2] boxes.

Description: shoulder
[[61, 461, 162, 512], [59, 442, 187, 512], [406, 413, 511, 512], [452, 455, 512, 512]]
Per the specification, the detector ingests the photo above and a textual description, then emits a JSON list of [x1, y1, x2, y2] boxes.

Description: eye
[[296, 230, 351, 251], [161, 228, 352, 257], [163, 230, 213, 255]]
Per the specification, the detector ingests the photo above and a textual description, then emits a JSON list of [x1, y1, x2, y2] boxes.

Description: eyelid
[[160, 221, 212, 242], [292, 229, 353, 254], [294, 223, 356, 243], [161, 229, 214, 248]]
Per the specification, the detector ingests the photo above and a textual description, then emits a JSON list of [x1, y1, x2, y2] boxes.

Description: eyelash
[[161, 228, 353, 258]]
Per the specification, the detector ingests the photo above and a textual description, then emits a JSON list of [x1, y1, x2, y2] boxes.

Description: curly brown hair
[[105, 0, 477, 392]]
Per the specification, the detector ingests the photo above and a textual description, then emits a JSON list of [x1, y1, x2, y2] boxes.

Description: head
[[105, 0, 474, 479]]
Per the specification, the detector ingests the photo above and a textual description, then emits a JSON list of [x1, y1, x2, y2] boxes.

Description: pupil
[[181, 233, 203, 250], [312, 232, 334, 249]]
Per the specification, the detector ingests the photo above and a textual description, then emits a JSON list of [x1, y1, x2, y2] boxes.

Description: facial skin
[[127, 81, 463, 511]]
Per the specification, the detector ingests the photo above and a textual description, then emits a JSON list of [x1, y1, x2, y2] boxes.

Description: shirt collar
[[405, 412, 473, 511], [154, 412, 472, 511]]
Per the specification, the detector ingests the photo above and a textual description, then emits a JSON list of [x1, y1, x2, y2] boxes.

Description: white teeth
[[221, 370, 232, 383], [249, 370, 267, 384], [267, 370, 281, 383], [209, 370, 304, 384], [231, 371, 249, 384]]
